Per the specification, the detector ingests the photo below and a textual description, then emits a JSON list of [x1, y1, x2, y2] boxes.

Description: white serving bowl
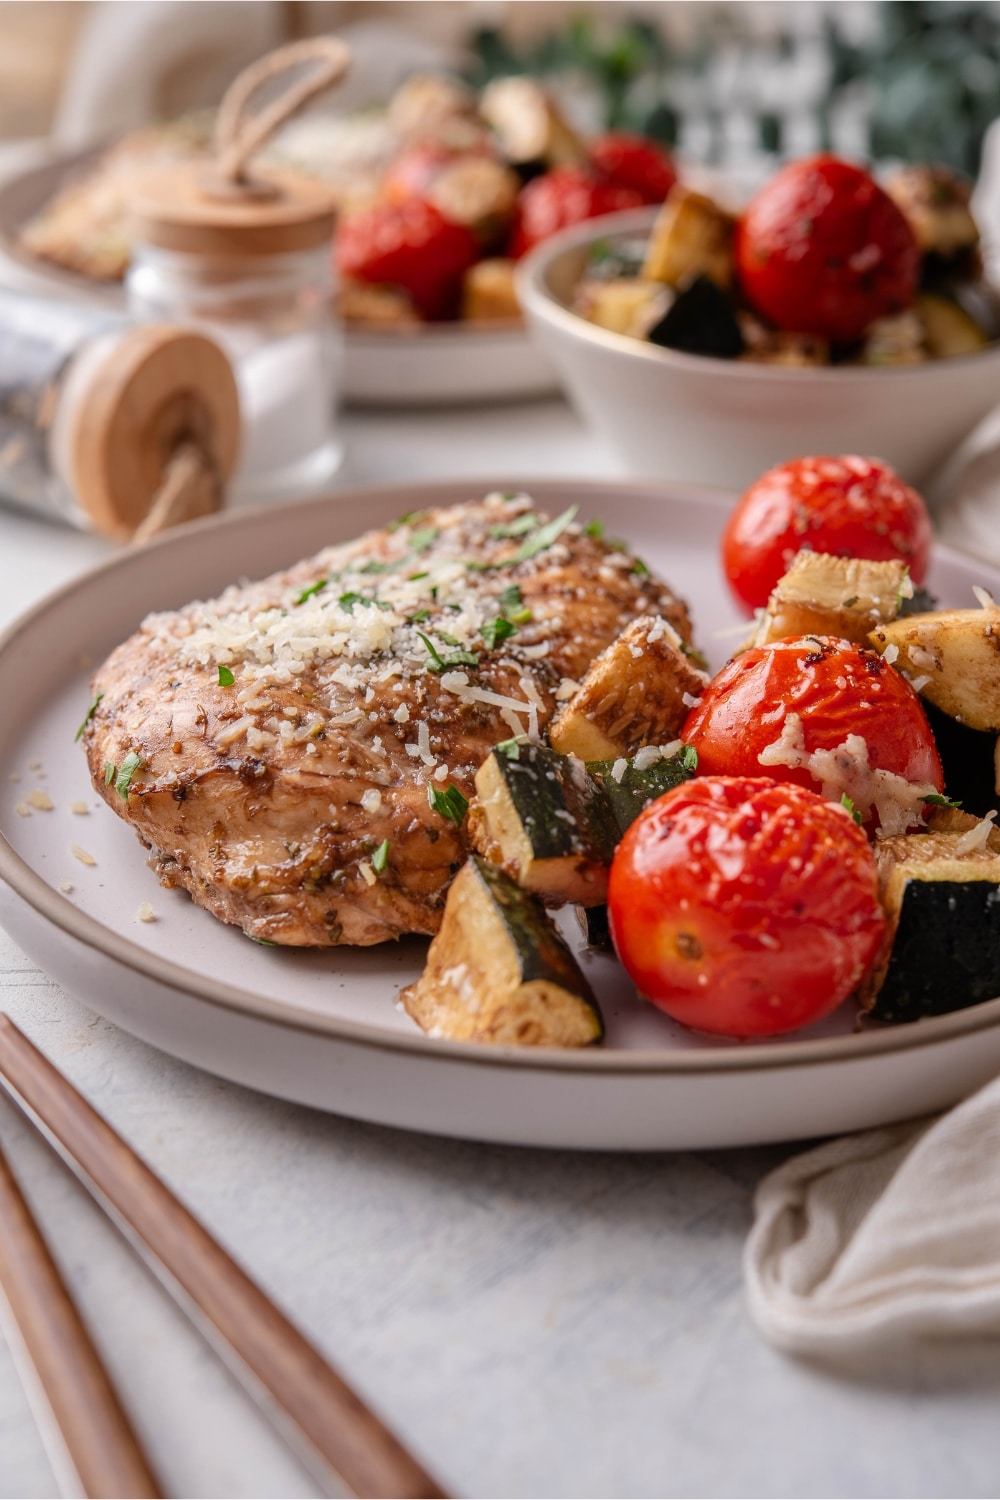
[[517, 206, 1000, 493]]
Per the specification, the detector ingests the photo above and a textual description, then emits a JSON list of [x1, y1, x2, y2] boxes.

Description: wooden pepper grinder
[[0, 289, 240, 541]]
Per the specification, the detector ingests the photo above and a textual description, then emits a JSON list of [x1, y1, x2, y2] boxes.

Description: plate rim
[[4, 475, 1000, 1076]]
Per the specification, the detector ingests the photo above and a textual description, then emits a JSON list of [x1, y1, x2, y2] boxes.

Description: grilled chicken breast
[[83, 493, 692, 945]]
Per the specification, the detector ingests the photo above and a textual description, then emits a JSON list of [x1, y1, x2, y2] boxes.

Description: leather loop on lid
[[212, 37, 351, 192], [130, 38, 349, 255]]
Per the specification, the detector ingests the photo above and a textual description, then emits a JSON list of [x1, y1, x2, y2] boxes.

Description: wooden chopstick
[[0, 1140, 162, 1498], [0, 1015, 446, 1500]]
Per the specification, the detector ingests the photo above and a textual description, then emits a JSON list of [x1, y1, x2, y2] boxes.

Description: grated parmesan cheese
[[883, 643, 899, 664], [956, 811, 998, 854], [70, 844, 96, 866], [137, 902, 156, 923], [611, 758, 628, 784], [27, 789, 53, 811]]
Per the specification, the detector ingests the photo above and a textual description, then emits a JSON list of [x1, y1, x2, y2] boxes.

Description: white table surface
[[2, 395, 1000, 1500]]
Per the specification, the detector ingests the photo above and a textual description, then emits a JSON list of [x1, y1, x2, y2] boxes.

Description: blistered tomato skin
[[608, 776, 886, 1038], [682, 637, 943, 816], [335, 199, 480, 320], [722, 455, 933, 614], [509, 167, 644, 258], [587, 133, 678, 204], [736, 156, 920, 343]]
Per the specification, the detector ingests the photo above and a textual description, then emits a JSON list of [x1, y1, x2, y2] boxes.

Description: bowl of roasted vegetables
[[517, 155, 1000, 489], [1, 73, 680, 407]]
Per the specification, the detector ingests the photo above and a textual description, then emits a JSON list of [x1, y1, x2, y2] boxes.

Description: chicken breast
[[83, 492, 692, 946]]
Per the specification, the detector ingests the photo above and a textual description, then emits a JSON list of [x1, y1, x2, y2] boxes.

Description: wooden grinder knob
[[68, 326, 240, 540]]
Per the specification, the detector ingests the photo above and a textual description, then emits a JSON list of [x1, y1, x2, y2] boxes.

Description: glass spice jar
[[126, 40, 349, 504]]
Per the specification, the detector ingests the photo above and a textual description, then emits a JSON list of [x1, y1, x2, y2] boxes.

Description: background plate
[[3, 478, 1000, 1151], [0, 152, 559, 408]]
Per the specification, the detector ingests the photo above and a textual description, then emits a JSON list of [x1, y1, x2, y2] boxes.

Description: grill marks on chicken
[[84, 493, 692, 945]]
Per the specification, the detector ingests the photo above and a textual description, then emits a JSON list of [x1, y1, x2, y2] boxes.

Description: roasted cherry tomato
[[509, 166, 644, 258], [587, 132, 678, 204], [736, 156, 921, 343], [335, 199, 479, 320], [682, 637, 944, 829], [380, 145, 455, 203], [608, 775, 886, 1038], [722, 455, 933, 614]]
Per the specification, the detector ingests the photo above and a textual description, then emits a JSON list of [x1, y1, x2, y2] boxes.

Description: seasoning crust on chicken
[[83, 493, 692, 946]]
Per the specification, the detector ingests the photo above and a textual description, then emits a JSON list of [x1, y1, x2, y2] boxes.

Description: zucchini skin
[[493, 744, 619, 864], [588, 754, 694, 836], [869, 878, 1000, 1022]]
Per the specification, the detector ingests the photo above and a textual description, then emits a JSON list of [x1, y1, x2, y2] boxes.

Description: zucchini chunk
[[646, 275, 744, 359], [917, 293, 988, 359], [479, 77, 585, 170], [401, 856, 603, 1046], [575, 276, 671, 338], [576, 903, 612, 951], [922, 701, 1000, 820], [641, 186, 736, 289], [869, 604, 1000, 730], [861, 831, 1000, 1022], [461, 258, 521, 322], [548, 614, 707, 761], [588, 747, 695, 835], [752, 552, 909, 648], [468, 742, 618, 906], [883, 165, 979, 260]]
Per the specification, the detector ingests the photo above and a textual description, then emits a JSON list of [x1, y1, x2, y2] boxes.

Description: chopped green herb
[[490, 514, 537, 539], [294, 578, 328, 605], [583, 519, 604, 538], [427, 783, 469, 823], [465, 559, 492, 572], [631, 557, 650, 577], [409, 608, 431, 623], [115, 751, 143, 800], [417, 632, 479, 673], [247, 934, 278, 946], [495, 737, 523, 760], [509, 504, 578, 564], [408, 571, 430, 582], [359, 559, 393, 575], [387, 509, 424, 532], [104, 761, 116, 787], [923, 793, 963, 809], [840, 793, 863, 826], [435, 630, 461, 648], [409, 527, 438, 553], [499, 584, 522, 610], [679, 744, 698, 773], [842, 596, 860, 609], [482, 616, 517, 649], [338, 592, 390, 613], [217, 665, 235, 687], [839, 792, 863, 828], [74, 692, 104, 742], [680, 641, 710, 670], [372, 838, 390, 874]]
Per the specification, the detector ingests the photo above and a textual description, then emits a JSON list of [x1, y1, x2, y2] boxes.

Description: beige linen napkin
[[744, 1074, 1000, 1356]]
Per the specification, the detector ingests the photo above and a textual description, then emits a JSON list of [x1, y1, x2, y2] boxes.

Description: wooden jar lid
[[69, 326, 240, 540], [132, 164, 339, 258]]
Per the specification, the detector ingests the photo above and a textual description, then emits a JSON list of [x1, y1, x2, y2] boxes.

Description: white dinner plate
[[0, 153, 559, 409], [3, 478, 1000, 1151]]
